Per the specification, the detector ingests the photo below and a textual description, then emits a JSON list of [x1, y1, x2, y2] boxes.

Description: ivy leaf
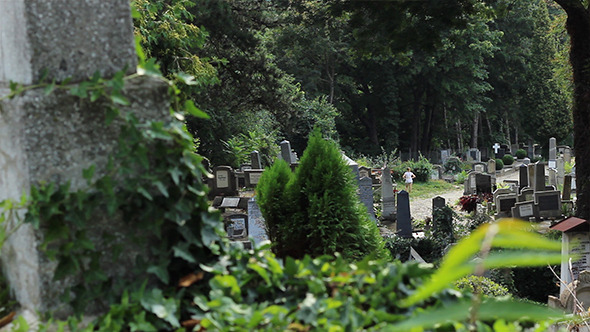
[[44, 81, 56, 96], [173, 243, 196, 264], [147, 265, 169, 284], [110, 91, 130, 106], [175, 72, 197, 85], [184, 100, 209, 119]]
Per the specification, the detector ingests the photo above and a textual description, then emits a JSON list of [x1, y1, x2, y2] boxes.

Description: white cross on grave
[[493, 143, 500, 154]]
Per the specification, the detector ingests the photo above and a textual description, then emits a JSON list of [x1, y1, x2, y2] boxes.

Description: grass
[[407, 180, 459, 199]]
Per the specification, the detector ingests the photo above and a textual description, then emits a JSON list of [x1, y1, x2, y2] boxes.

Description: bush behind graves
[[516, 149, 527, 159], [502, 154, 515, 166], [495, 158, 504, 170], [257, 130, 390, 261], [454, 275, 511, 297], [392, 155, 433, 183], [444, 156, 464, 174]]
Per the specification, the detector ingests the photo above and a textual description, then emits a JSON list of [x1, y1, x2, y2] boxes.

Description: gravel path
[[408, 165, 522, 221]]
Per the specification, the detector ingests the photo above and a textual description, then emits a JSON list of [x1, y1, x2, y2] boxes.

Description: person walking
[[403, 167, 416, 193]]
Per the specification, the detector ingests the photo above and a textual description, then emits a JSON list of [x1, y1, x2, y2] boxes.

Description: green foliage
[[444, 156, 464, 174], [256, 131, 389, 261], [223, 128, 280, 168], [454, 275, 511, 297], [512, 266, 560, 303], [515, 149, 527, 159], [433, 205, 455, 242], [392, 155, 433, 183], [502, 154, 515, 166], [456, 170, 469, 185], [495, 158, 504, 170]]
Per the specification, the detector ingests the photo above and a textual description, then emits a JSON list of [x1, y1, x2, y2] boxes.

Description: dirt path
[[408, 165, 521, 221]]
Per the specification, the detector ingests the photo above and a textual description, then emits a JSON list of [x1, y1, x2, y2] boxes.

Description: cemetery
[[0, 0, 589, 330]]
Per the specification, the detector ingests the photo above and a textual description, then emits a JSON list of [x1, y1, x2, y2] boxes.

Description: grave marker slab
[[472, 162, 487, 173], [535, 190, 562, 218], [247, 197, 269, 246], [396, 190, 412, 238], [245, 169, 264, 188], [226, 214, 248, 238], [381, 167, 396, 221], [280, 140, 294, 164], [250, 150, 262, 169]]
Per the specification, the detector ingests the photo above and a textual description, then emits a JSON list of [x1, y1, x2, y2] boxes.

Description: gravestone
[[0, 0, 170, 316], [432, 164, 443, 180], [511, 201, 538, 221], [518, 188, 535, 203], [342, 153, 360, 182], [468, 148, 481, 162], [527, 164, 535, 190], [244, 169, 264, 188], [396, 190, 412, 238], [519, 164, 529, 190], [549, 217, 590, 295], [359, 166, 371, 179], [247, 197, 269, 246], [441, 150, 451, 165], [563, 174, 572, 201], [359, 176, 376, 222], [464, 171, 478, 195], [535, 190, 562, 219], [475, 173, 492, 194], [557, 157, 565, 187], [495, 194, 517, 219], [549, 137, 557, 169], [534, 162, 545, 192], [212, 166, 238, 196], [522, 157, 531, 165], [280, 140, 294, 164], [432, 196, 446, 219], [548, 168, 558, 188], [487, 159, 496, 175], [492, 143, 500, 157], [250, 150, 262, 169], [226, 214, 248, 238], [472, 162, 487, 173], [381, 167, 396, 221]]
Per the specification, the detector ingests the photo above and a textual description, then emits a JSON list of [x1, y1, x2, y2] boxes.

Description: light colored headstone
[[557, 157, 565, 186], [522, 157, 531, 165], [381, 167, 396, 220], [487, 159, 496, 177], [250, 150, 262, 169], [549, 137, 557, 167], [563, 174, 572, 201], [441, 150, 450, 165], [280, 140, 293, 164], [359, 177, 376, 222]]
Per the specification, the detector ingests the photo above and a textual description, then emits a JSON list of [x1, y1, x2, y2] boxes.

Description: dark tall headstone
[[432, 196, 446, 214], [396, 190, 412, 238], [250, 150, 262, 169], [534, 162, 545, 192], [519, 164, 529, 190], [475, 173, 492, 194], [563, 174, 572, 201]]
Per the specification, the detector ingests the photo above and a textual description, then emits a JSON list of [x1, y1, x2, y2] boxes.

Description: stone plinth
[[0, 76, 169, 314]]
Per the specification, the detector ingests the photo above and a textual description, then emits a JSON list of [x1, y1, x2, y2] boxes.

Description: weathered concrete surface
[[0, 0, 136, 84], [0, 76, 169, 314]]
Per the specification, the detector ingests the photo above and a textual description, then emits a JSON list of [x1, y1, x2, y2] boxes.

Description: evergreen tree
[[256, 131, 389, 261]]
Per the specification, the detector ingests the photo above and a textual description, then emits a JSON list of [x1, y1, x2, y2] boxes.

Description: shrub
[[502, 154, 514, 166], [391, 155, 432, 183], [455, 276, 511, 297], [495, 158, 504, 170], [444, 156, 463, 174], [256, 131, 389, 261], [515, 149, 527, 159], [459, 193, 493, 213]]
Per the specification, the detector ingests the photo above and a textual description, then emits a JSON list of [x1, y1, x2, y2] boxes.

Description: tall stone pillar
[[0, 0, 167, 315]]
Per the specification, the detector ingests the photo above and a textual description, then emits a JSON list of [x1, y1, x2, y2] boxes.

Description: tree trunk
[[456, 118, 463, 153], [554, 0, 590, 218], [471, 112, 479, 148]]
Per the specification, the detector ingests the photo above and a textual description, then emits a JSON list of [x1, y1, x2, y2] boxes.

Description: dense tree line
[[133, 0, 572, 165]]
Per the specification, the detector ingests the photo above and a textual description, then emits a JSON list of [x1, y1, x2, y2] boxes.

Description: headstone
[[492, 143, 500, 156], [495, 194, 518, 218], [496, 148, 506, 160], [441, 149, 451, 165], [527, 164, 535, 190], [0, 0, 166, 315], [396, 190, 412, 238], [527, 142, 535, 159], [475, 173, 492, 194], [220, 197, 241, 208], [472, 162, 487, 173], [250, 150, 262, 169], [557, 157, 565, 187], [226, 214, 248, 238], [359, 176, 376, 222], [549, 217, 590, 295], [534, 162, 545, 192], [247, 197, 269, 246], [535, 190, 562, 219], [563, 174, 572, 201], [381, 167, 396, 221], [359, 166, 371, 179], [511, 144, 519, 156], [468, 148, 481, 162], [432, 164, 443, 179], [519, 164, 529, 190], [464, 171, 478, 195], [518, 188, 535, 202], [548, 168, 558, 188], [549, 137, 557, 168], [342, 153, 360, 182], [244, 169, 264, 188], [522, 157, 531, 165], [280, 140, 294, 164], [212, 166, 238, 196], [487, 159, 496, 176], [432, 196, 446, 217], [511, 201, 537, 221], [564, 147, 572, 164], [409, 247, 426, 263]]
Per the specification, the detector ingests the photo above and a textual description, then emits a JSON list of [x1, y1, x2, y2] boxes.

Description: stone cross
[[492, 143, 500, 154]]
